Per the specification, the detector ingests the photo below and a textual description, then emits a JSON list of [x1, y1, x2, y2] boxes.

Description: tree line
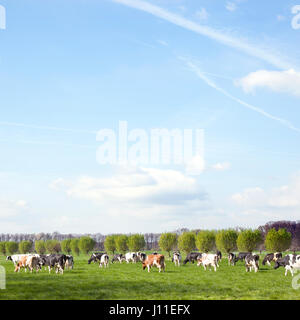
[[0, 228, 293, 256]]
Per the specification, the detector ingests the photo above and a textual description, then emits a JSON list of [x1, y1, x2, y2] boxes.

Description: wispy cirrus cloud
[[111, 0, 293, 70], [180, 57, 300, 133], [0, 121, 96, 134]]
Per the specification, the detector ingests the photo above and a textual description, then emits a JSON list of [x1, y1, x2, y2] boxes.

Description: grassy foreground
[[0, 252, 299, 300]]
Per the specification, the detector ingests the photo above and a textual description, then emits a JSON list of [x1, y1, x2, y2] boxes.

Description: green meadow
[[0, 252, 299, 300]]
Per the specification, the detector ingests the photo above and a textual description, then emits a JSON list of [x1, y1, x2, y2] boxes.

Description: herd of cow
[[5, 250, 300, 276], [6, 254, 74, 274]]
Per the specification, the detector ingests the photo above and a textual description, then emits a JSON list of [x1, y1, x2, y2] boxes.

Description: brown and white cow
[[14, 255, 39, 273], [142, 254, 165, 273], [26, 256, 40, 273], [14, 256, 28, 272], [197, 253, 218, 272]]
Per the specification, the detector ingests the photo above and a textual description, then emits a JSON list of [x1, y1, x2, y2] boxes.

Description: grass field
[[0, 252, 299, 300]]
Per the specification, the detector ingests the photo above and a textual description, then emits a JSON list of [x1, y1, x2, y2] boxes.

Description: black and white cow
[[136, 252, 147, 262], [111, 254, 125, 263], [236, 252, 252, 263], [125, 252, 138, 263], [88, 253, 105, 264], [65, 255, 74, 269], [274, 254, 300, 276], [99, 254, 109, 268], [245, 253, 260, 273], [183, 252, 202, 265], [39, 254, 67, 274], [172, 251, 182, 266], [228, 253, 237, 266], [262, 252, 282, 266], [216, 251, 222, 267]]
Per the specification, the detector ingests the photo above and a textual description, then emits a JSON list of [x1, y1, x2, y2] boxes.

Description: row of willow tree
[[0, 228, 293, 257], [0, 221, 299, 252], [104, 228, 293, 257]]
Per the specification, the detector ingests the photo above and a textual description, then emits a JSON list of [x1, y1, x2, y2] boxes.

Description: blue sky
[[0, 0, 300, 234]]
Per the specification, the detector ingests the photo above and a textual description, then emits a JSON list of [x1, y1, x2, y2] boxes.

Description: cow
[[215, 251, 222, 268], [99, 254, 109, 268], [142, 254, 165, 273], [262, 252, 283, 266], [172, 252, 182, 266], [13, 255, 40, 273], [274, 254, 300, 276], [197, 253, 218, 272], [25, 256, 40, 273], [183, 252, 202, 264], [136, 252, 147, 262], [7, 254, 34, 266], [14, 256, 29, 272], [39, 254, 67, 274], [88, 253, 105, 264], [228, 253, 237, 266], [236, 252, 251, 263], [111, 254, 125, 263], [245, 254, 260, 273], [65, 255, 74, 270], [125, 252, 137, 263]]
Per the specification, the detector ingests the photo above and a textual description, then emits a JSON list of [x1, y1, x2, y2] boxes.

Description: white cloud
[[112, 0, 293, 69], [236, 69, 300, 97], [211, 162, 231, 171], [49, 166, 212, 232], [181, 57, 300, 133], [232, 187, 266, 206], [185, 155, 205, 175], [52, 167, 207, 207], [232, 173, 300, 209], [226, 2, 237, 12], [0, 199, 28, 218], [195, 8, 208, 21]]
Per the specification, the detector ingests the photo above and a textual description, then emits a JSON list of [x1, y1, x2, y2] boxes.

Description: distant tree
[[104, 235, 117, 254], [178, 232, 196, 254], [215, 230, 238, 253], [196, 231, 216, 253], [79, 237, 95, 254], [45, 240, 61, 254], [265, 228, 292, 252], [19, 240, 33, 253], [61, 239, 72, 254], [159, 233, 177, 257], [127, 234, 146, 252], [35, 240, 46, 254], [70, 238, 80, 255], [115, 235, 128, 254], [237, 229, 262, 252], [5, 241, 18, 255], [0, 242, 6, 255]]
